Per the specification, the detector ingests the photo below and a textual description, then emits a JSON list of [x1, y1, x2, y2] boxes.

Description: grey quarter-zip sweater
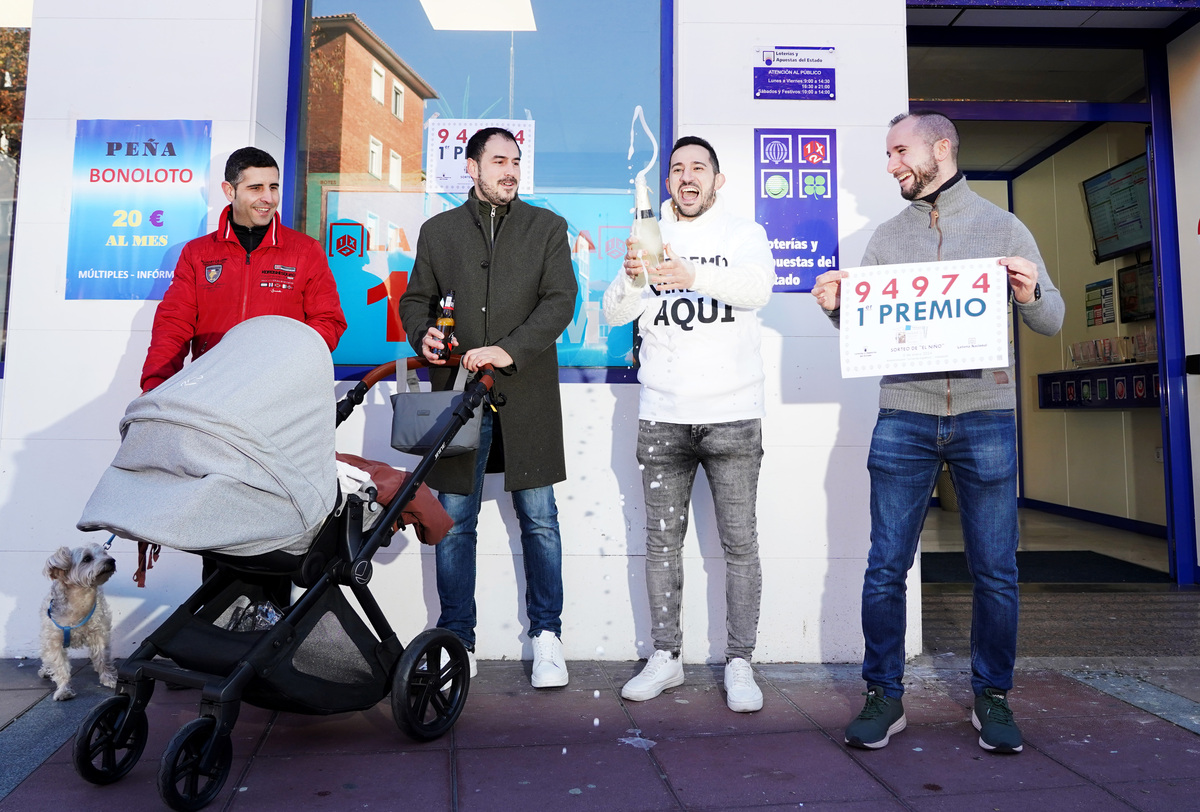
[[828, 177, 1064, 415]]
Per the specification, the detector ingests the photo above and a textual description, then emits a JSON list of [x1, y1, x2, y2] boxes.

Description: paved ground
[[2, 652, 1199, 811]]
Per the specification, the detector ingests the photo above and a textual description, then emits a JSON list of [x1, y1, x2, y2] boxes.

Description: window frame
[[388, 149, 401, 189], [370, 61, 385, 103], [391, 80, 404, 120], [367, 135, 382, 178], [284, 2, 674, 378]]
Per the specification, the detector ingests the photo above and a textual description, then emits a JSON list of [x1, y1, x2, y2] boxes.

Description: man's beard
[[479, 176, 517, 206], [672, 182, 716, 219], [900, 156, 939, 201]]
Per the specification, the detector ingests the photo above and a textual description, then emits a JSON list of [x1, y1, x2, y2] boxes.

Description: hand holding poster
[[840, 257, 1009, 378]]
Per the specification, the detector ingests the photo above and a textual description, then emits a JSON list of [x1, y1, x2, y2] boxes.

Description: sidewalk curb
[[0, 682, 107, 801]]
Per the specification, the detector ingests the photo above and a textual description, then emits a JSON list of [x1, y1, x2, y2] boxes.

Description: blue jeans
[[435, 410, 563, 649], [637, 419, 763, 662], [862, 409, 1019, 699]]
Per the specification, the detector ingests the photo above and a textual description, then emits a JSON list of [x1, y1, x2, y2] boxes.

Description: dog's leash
[[101, 533, 160, 588], [47, 598, 98, 648]]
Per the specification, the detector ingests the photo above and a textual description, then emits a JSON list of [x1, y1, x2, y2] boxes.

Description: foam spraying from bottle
[[628, 105, 658, 185]]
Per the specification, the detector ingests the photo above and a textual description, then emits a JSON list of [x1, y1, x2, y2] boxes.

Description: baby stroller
[[71, 316, 492, 811]]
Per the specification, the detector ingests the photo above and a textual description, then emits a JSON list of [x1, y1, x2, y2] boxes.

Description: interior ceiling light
[[419, 0, 536, 31]]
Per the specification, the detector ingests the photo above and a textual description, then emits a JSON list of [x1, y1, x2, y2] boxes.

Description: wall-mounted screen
[[1081, 152, 1153, 264], [1118, 261, 1156, 323]]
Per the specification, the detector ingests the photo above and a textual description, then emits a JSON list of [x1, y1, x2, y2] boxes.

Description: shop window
[[300, 2, 667, 369]]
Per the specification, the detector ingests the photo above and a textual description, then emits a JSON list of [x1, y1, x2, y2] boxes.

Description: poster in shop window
[[840, 257, 1009, 378], [65, 119, 211, 300], [424, 118, 535, 195]]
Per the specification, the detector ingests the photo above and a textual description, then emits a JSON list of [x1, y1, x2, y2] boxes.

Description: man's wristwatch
[[1033, 283, 1041, 301]]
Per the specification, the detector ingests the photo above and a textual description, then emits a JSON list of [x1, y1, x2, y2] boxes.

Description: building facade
[[1, 0, 1198, 664]]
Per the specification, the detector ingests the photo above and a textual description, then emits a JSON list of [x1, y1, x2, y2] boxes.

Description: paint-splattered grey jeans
[[636, 418, 763, 662]]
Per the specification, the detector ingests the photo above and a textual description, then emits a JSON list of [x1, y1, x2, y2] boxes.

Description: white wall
[[0, 0, 296, 655], [0, 0, 912, 665], [1169, 23, 1200, 571]]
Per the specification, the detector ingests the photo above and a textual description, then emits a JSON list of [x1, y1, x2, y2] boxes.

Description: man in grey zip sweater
[[813, 112, 1064, 754]]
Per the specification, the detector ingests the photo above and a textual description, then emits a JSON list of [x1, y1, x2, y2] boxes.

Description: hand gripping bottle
[[630, 177, 664, 287], [435, 290, 456, 361]]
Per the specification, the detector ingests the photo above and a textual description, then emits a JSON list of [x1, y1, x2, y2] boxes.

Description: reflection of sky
[[311, 0, 663, 192]]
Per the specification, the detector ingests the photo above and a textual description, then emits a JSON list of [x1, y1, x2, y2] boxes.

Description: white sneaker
[[621, 650, 684, 701], [531, 631, 568, 688], [724, 657, 763, 712], [440, 646, 477, 678]]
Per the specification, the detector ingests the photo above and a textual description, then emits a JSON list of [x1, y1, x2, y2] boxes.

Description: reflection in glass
[[301, 1, 663, 368]]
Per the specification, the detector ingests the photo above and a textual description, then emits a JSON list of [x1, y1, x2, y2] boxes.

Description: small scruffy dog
[[39, 543, 117, 700]]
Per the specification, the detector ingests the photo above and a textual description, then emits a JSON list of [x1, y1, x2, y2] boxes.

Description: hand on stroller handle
[[336, 357, 497, 429], [356, 356, 495, 391]]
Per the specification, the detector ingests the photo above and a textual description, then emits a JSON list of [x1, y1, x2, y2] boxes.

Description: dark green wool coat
[[398, 191, 578, 494]]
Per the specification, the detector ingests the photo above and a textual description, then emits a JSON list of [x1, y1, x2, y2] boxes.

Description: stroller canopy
[[79, 316, 338, 557]]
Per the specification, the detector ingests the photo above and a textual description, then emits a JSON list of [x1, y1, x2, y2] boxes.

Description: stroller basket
[[162, 578, 387, 715]]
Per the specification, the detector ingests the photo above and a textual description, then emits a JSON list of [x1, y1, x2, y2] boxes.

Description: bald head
[[885, 111, 959, 200]]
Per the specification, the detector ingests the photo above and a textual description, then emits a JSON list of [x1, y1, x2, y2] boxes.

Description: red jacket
[[141, 207, 347, 391]]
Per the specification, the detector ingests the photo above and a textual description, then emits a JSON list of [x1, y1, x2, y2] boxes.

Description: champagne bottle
[[435, 290, 456, 361], [630, 177, 664, 287]]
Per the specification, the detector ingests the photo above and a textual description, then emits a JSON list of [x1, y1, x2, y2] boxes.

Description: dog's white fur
[[38, 543, 117, 700]]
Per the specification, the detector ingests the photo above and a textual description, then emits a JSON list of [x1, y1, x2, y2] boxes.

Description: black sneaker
[[844, 685, 906, 749], [972, 688, 1023, 753]]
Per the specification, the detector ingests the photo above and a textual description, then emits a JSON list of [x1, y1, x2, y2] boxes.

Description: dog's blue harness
[[48, 599, 97, 648]]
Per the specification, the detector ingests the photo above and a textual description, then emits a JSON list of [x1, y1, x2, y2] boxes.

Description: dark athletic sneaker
[[845, 685, 906, 749], [972, 688, 1024, 753]]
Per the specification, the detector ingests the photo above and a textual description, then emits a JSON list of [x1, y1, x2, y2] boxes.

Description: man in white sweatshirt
[[603, 136, 775, 712]]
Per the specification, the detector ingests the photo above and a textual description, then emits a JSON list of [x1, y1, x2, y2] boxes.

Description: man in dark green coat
[[399, 127, 577, 688]]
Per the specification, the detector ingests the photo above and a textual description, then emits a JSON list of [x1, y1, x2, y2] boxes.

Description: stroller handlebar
[[336, 358, 495, 427]]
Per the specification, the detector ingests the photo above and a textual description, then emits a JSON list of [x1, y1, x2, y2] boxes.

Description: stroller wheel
[[392, 628, 471, 741], [157, 716, 232, 812], [73, 694, 148, 785]]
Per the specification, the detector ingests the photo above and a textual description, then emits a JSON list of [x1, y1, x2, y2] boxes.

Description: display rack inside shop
[[1067, 329, 1156, 368], [1039, 353, 1156, 415]]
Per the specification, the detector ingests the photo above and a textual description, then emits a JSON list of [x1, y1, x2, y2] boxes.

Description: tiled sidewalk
[[2, 655, 1200, 811]]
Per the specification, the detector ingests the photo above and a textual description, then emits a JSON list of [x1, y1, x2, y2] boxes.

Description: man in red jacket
[[139, 147, 346, 619], [140, 146, 346, 392]]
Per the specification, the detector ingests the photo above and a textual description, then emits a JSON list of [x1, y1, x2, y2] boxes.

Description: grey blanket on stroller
[[78, 316, 338, 556]]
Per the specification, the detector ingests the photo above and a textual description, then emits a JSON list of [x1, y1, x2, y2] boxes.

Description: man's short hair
[[669, 136, 720, 174], [225, 147, 279, 188], [889, 111, 959, 161], [466, 127, 520, 164]]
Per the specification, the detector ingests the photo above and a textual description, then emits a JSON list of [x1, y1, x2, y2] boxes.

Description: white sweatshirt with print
[[603, 193, 775, 425]]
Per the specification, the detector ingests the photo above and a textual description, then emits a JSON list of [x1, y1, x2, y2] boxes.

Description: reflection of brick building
[[305, 13, 436, 232]]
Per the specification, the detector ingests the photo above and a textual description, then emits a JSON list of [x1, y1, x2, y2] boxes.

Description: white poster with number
[[840, 257, 1009, 378], [425, 118, 535, 195]]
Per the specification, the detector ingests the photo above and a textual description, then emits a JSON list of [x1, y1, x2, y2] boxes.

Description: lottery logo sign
[[755, 128, 839, 292]]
